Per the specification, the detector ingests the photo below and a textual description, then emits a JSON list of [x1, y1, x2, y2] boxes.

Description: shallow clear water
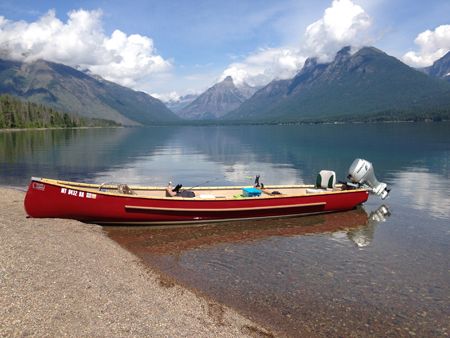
[[1, 123, 449, 336]]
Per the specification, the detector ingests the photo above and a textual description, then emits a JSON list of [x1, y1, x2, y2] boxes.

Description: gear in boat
[[165, 182, 195, 198]]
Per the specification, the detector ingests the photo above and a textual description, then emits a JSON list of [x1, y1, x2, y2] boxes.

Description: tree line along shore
[[0, 94, 119, 129]]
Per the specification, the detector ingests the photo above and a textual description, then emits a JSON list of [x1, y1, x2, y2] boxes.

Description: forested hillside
[[0, 59, 179, 125], [0, 95, 119, 128]]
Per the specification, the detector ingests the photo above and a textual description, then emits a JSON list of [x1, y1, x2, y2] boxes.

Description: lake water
[[1, 123, 449, 336]]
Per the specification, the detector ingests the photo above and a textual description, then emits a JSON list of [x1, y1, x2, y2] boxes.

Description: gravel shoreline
[[0, 187, 273, 337]]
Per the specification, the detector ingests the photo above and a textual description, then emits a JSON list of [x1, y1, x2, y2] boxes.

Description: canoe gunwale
[[36, 178, 368, 202]]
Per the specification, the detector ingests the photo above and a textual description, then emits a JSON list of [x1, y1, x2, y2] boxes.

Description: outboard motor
[[348, 159, 390, 199]]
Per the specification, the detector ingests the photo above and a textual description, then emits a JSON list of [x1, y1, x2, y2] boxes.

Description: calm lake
[[1, 123, 449, 336]]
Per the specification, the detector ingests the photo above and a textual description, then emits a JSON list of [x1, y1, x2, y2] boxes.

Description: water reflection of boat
[[106, 205, 391, 254]]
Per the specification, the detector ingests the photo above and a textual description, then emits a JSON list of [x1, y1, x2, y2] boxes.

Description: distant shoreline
[[0, 125, 123, 132], [162, 119, 449, 127], [1, 118, 448, 131]]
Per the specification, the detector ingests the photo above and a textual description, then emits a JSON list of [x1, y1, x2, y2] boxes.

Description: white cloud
[[151, 91, 180, 102], [221, 48, 306, 87], [402, 25, 450, 67], [303, 0, 371, 61], [0, 9, 171, 89], [221, 0, 372, 87]]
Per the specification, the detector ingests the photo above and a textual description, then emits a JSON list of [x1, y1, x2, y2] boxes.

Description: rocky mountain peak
[[303, 57, 318, 70], [178, 75, 247, 119], [236, 80, 259, 99], [423, 50, 450, 80], [334, 46, 352, 62], [223, 75, 233, 83], [213, 76, 236, 90]]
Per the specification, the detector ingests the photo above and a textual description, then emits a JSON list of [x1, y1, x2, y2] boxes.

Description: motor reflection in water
[[338, 205, 391, 248]]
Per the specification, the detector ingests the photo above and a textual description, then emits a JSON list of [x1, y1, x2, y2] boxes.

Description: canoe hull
[[24, 179, 369, 225]]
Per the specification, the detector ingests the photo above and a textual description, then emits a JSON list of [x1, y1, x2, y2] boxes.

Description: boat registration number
[[60, 188, 97, 199]]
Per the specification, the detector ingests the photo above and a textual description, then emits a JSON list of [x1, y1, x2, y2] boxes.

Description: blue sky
[[1, 0, 449, 99]]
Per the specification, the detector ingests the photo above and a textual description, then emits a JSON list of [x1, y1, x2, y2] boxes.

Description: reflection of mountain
[[106, 206, 390, 254], [167, 126, 305, 184], [167, 123, 450, 184], [0, 128, 173, 185], [2, 123, 449, 189], [92, 150, 302, 186]]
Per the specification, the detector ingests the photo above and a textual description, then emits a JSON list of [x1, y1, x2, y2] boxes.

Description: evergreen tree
[[0, 94, 119, 129]]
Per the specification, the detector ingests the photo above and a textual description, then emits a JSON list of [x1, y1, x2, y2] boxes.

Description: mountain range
[[0, 58, 179, 125], [0, 46, 450, 125], [178, 76, 258, 119], [224, 47, 450, 122]]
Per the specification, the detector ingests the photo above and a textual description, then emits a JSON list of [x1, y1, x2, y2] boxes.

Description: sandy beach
[[0, 187, 272, 337]]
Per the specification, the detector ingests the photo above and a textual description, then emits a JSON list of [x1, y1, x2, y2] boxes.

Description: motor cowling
[[348, 159, 390, 199]]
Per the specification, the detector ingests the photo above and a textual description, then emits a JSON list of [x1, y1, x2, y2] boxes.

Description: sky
[[0, 0, 449, 101]]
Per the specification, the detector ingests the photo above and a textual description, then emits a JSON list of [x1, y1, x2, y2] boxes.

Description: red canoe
[[24, 177, 369, 225]]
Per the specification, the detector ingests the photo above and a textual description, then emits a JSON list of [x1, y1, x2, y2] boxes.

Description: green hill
[[224, 47, 450, 122], [0, 59, 180, 125], [0, 94, 119, 128]]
